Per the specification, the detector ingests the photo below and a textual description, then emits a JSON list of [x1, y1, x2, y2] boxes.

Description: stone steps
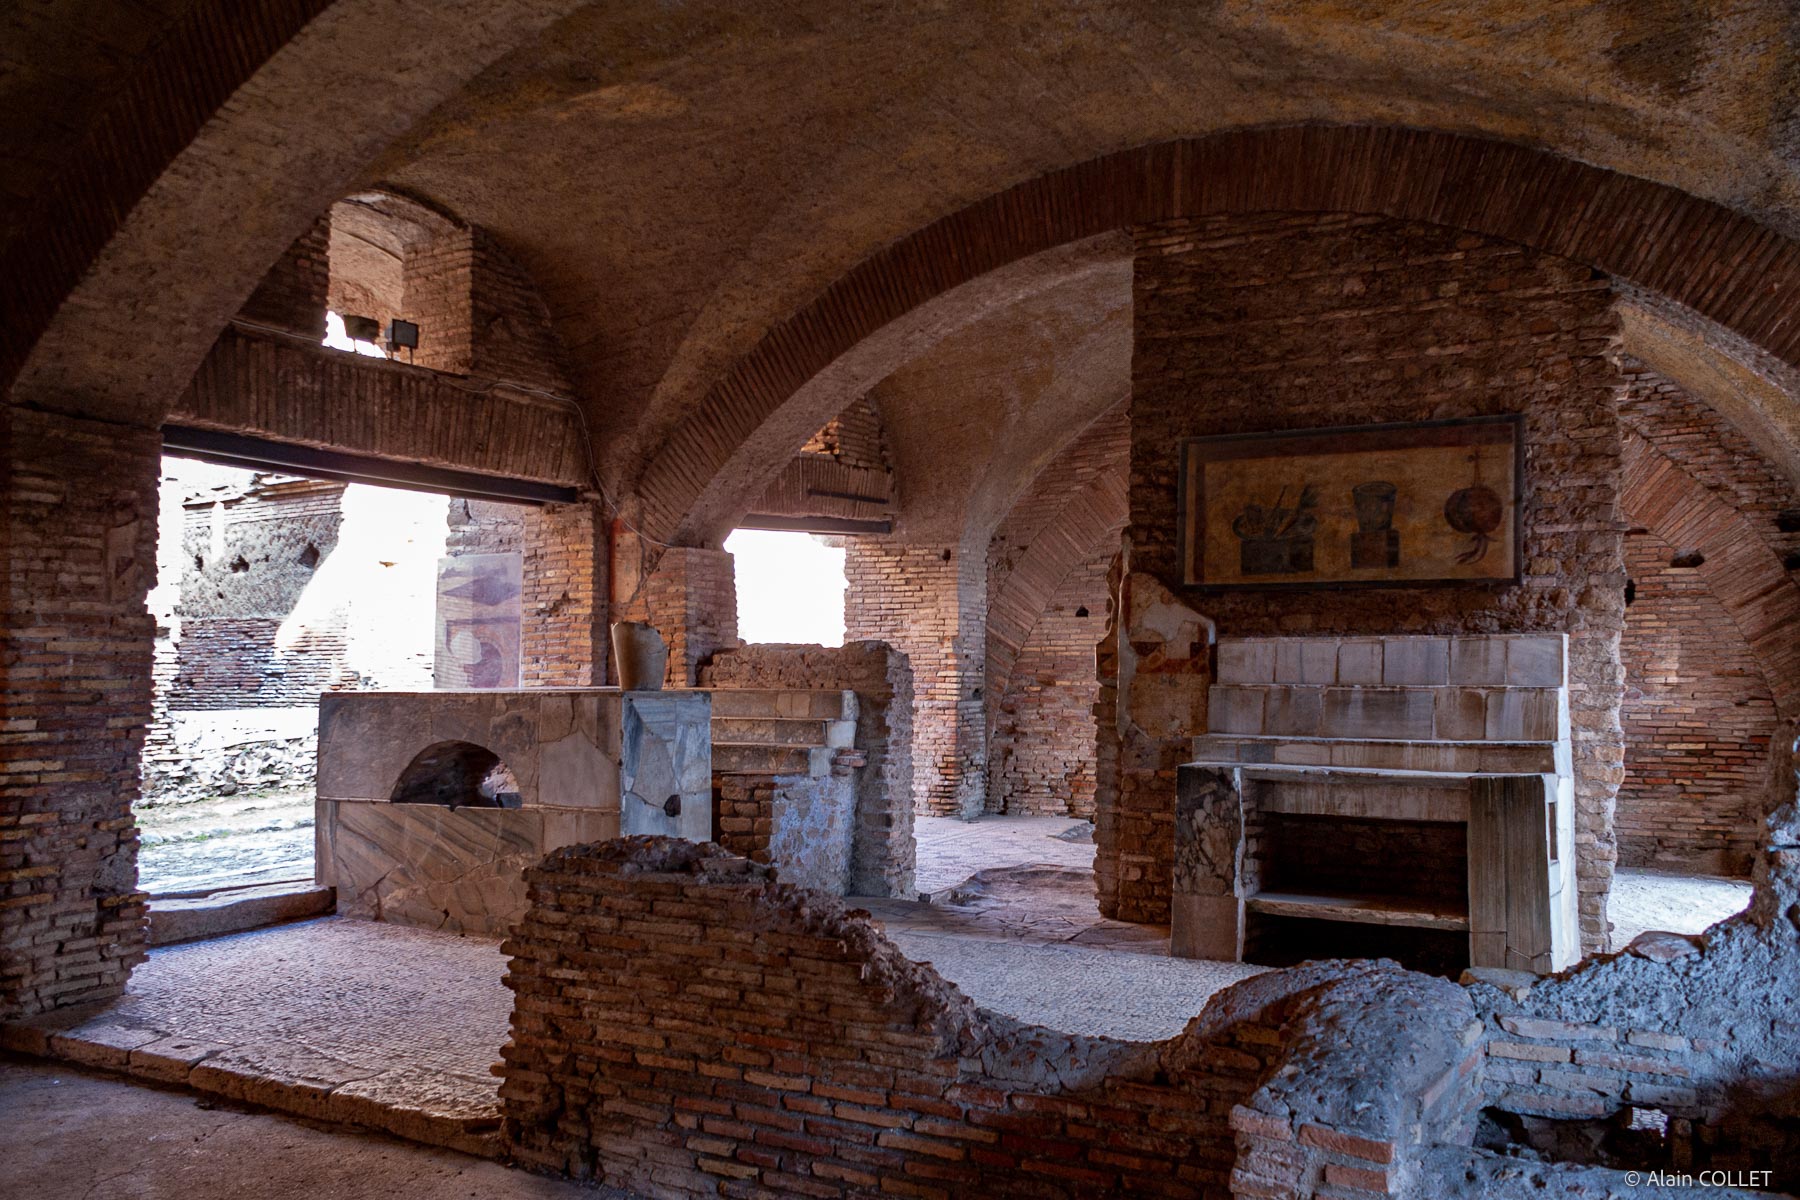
[[712, 715, 855, 748], [712, 742, 835, 777], [706, 690, 859, 779], [706, 688, 857, 721]]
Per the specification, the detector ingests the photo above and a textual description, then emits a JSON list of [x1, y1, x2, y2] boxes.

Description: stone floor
[[1610, 867, 1753, 948], [1, 919, 511, 1155], [911, 812, 1096, 896], [0, 1057, 635, 1200]]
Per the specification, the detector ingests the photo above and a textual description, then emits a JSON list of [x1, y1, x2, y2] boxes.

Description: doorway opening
[[724, 528, 847, 646], [137, 455, 539, 899]]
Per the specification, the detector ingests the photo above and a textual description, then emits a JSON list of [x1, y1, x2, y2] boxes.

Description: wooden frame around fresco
[[1177, 414, 1525, 591]]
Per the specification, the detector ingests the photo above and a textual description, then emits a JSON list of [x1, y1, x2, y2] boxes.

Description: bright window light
[[725, 529, 846, 646], [324, 310, 389, 358]]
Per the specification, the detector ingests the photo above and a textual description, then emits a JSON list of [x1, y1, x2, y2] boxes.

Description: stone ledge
[[0, 1018, 500, 1159], [147, 882, 335, 947]]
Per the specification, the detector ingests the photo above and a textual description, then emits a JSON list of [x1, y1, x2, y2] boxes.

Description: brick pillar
[[520, 500, 607, 686], [845, 538, 988, 818], [614, 541, 739, 687], [1, 407, 160, 1018]]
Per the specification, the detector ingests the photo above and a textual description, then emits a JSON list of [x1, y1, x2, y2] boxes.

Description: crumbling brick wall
[[500, 837, 1301, 1197], [844, 539, 985, 817], [168, 477, 353, 709], [1618, 530, 1774, 875], [1129, 212, 1626, 952], [0, 408, 158, 1019], [700, 641, 915, 896]]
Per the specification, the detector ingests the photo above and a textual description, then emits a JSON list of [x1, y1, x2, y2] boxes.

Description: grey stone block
[[1337, 639, 1384, 684], [1434, 688, 1489, 740], [1381, 637, 1449, 685], [1207, 686, 1266, 734], [1217, 639, 1276, 685], [1505, 634, 1566, 687], [1449, 637, 1509, 685], [1320, 686, 1436, 740], [1265, 686, 1323, 736], [1485, 688, 1562, 741], [1275, 639, 1338, 684]]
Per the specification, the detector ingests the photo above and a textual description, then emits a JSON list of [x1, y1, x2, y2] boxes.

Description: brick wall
[[802, 396, 891, 472], [401, 226, 573, 395], [1618, 360, 1800, 577], [844, 539, 985, 816], [520, 500, 606, 686], [178, 479, 343, 617], [1130, 212, 1625, 951], [986, 550, 1109, 817], [237, 215, 329, 340], [500, 837, 1300, 1197], [1618, 531, 1773, 875], [444, 497, 606, 687], [172, 328, 588, 487], [0, 407, 158, 1019], [700, 641, 916, 896], [445, 498, 524, 556], [616, 545, 738, 687]]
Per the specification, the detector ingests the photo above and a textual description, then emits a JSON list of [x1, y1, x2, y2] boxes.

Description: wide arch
[[1620, 432, 1800, 719], [641, 126, 1800, 547]]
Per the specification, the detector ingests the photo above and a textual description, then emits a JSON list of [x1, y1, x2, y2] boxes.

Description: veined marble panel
[[318, 799, 618, 936]]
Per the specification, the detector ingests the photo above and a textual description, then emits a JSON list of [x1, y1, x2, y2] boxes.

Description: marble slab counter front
[[315, 688, 710, 935]]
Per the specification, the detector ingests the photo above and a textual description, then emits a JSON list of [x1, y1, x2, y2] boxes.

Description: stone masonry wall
[[1618, 530, 1773, 875], [987, 550, 1109, 817], [1130, 212, 1625, 951], [0, 407, 158, 1018], [845, 539, 985, 817], [700, 641, 916, 896]]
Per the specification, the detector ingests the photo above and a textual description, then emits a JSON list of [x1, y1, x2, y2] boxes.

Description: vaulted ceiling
[[6, 1, 1800, 541]]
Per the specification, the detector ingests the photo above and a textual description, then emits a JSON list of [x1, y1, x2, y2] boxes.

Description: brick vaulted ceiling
[[7, 2, 1800, 543]]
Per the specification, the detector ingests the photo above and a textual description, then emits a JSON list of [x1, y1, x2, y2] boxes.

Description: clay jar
[[610, 621, 668, 691]]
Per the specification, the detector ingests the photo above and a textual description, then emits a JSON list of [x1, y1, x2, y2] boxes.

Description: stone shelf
[[1245, 889, 1470, 932]]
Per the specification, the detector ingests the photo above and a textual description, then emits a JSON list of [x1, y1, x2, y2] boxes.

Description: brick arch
[[1620, 432, 1800, 719], [647, 126, 1800, 547]]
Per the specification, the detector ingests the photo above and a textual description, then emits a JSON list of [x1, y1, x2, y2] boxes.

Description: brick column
[[845, 538, 988, 818], [1, 407, 160, 1018], [614, 542, 738, 687], [520, 500, 607, 686]]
